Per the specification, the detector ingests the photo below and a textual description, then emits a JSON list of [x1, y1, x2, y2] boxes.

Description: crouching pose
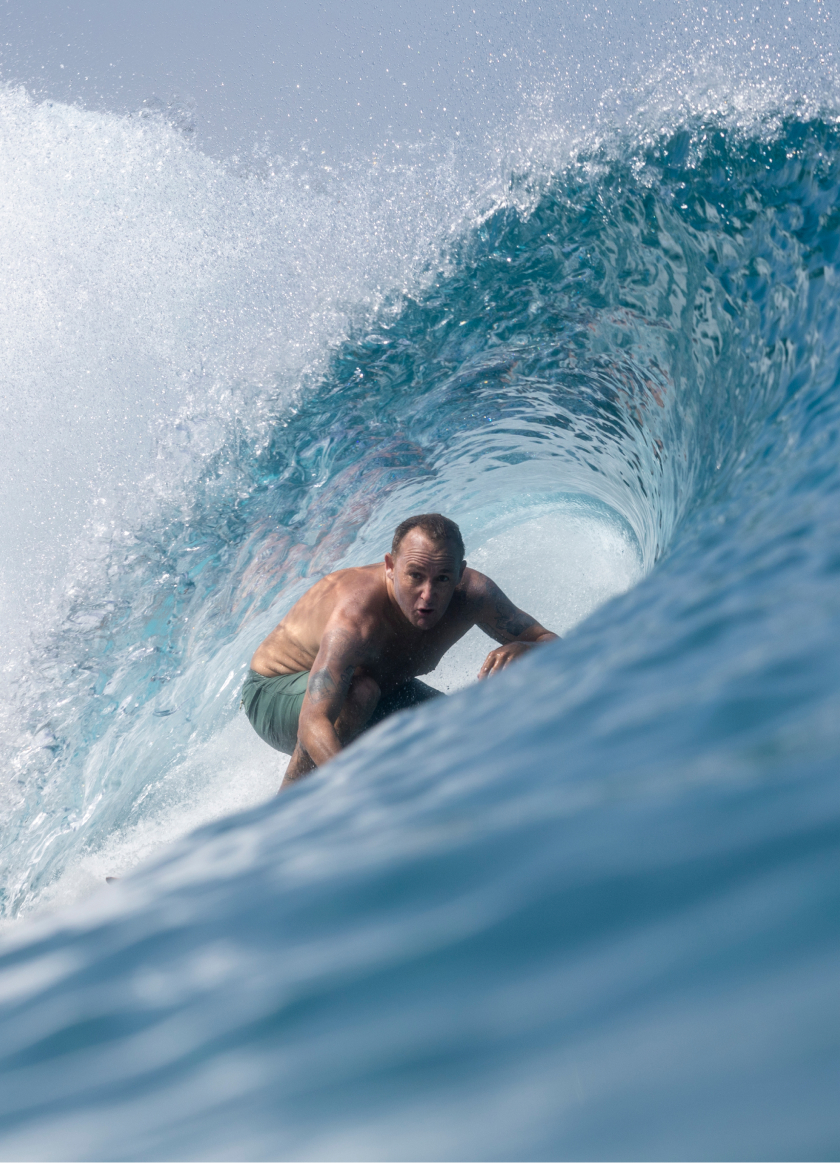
[[243, 513, 557, 789]]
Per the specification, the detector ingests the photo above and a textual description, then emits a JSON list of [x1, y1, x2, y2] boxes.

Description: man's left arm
[[470, 573, 559, 679]]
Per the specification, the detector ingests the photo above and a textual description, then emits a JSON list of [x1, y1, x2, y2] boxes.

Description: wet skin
[[250, 529, 558, 785]]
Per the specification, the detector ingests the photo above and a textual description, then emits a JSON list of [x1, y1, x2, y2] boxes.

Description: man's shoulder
[[310, 565, 388, 660], [458, 566, 494, 605], [330, 562, 384, 597], [323, 563, 387, 622]]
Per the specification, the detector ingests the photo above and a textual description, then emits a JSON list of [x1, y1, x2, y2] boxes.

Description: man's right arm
[[296, 626, 361, 766]]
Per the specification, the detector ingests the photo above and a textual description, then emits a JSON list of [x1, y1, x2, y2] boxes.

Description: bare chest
[[364, 611, 473, 687]]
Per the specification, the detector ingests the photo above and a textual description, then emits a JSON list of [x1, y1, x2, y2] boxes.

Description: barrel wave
[[0, 89, 838, 1160]]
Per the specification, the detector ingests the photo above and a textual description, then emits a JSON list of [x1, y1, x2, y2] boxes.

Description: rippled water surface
[[0, 80, 838, 1160]]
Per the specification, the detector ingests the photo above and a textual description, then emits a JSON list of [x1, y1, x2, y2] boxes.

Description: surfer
[[243, 513, 558, 789]]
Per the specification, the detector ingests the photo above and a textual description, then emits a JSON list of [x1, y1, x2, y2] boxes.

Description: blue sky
[[4, 0, 833, 159]]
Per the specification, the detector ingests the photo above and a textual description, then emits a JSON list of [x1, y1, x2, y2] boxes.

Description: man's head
[[385, 513, 466, 630]]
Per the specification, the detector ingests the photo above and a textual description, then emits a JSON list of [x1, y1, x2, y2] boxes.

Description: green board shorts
[[241, 668, 443, 755]]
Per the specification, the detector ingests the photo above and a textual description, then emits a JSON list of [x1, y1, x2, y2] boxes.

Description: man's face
[[385, 531, 465, 630]]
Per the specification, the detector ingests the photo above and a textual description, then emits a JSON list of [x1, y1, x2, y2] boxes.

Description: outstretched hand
[[478, 641, 534, 680]]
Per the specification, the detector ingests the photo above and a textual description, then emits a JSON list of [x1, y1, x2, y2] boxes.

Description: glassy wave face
[[0, 99, 839, 1161]]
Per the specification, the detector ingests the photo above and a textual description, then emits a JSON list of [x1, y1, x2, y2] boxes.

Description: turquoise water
[[0, 86, 838, 1159]]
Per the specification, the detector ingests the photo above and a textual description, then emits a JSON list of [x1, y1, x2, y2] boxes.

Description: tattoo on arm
[[308, 663, 355, 705], [476, 582, 537, 644]]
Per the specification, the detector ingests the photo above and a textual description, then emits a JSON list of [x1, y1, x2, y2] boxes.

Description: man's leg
[[335, 674, 380, 744], [282, 741, 316, 787], [367, 678, 443, 728], [280, 674, 380, 791]]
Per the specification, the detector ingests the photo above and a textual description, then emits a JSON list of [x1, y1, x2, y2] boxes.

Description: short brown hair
[[392, 513, 465, 561]]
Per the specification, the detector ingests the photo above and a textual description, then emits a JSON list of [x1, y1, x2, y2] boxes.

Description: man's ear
[[384, 552, 395, 577], [459, 559, 467, 582]]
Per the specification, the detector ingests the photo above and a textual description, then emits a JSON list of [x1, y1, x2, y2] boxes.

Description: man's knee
[[349, 673, 379, 715], [333, 674, 379, 746]]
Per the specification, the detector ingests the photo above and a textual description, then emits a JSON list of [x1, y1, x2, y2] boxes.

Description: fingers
[[477, 651, 498, 679], [478, 648, 507, 680], [478, 642, 532, 679]]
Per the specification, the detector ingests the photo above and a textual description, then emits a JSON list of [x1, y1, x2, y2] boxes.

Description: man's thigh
[[242, 670, 310, 754]]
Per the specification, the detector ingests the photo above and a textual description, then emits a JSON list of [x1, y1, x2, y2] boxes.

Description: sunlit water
[[0, 66, 839, 1160]]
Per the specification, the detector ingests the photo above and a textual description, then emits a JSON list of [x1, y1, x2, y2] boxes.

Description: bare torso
[[251, 563, 477, 691]]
